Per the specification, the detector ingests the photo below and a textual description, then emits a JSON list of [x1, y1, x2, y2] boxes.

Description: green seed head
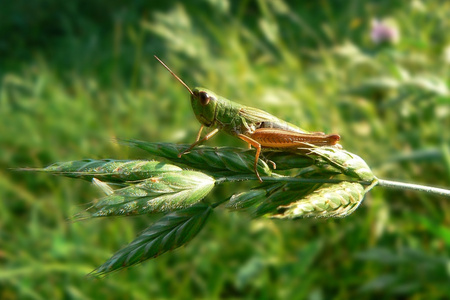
[[273, 182, 366, 219]]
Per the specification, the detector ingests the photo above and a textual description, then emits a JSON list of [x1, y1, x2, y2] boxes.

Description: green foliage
[[26, 142, 378, 274], [2, 0, 450, 298], [356, 247, 450, 295], [24, 141, 377, 274]]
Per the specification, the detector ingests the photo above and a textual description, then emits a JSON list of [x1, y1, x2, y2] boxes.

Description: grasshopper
[[155, 56, 340, 182]]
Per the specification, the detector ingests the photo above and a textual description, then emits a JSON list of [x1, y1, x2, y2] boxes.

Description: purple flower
[[371, 19, 400, 44]]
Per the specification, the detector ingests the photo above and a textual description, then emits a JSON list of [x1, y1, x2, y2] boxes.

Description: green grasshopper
[[155, 56, 340, 182]]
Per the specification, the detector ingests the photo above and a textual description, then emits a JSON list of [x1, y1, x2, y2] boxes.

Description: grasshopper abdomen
[[250, 128, 340, 149]]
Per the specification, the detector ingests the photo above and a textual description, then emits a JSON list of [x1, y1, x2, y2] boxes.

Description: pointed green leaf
[[92, 203, 212, 276]]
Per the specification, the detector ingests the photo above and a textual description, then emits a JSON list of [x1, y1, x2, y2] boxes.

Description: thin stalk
[[377, 179, 450, 198], [215, 175, 363, 185], [215, 175, 450, 198]]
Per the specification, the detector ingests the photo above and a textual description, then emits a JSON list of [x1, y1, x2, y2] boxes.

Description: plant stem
[[215, 175, 450, 198], [215, 175, 353, 185], [376, 179, 450, 198]]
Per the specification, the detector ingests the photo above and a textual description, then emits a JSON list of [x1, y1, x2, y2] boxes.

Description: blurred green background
[[1, 0, 450, 298]]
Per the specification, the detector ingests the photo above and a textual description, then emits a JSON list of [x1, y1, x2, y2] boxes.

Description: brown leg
[[267, 158, 277, 169], [178, 128, 219, 158], [195, 125, 204, 142], [238, 134, 263, 182]]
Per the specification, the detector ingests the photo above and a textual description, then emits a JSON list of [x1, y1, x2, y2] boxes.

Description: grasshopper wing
[[239, 105, 309, 134]]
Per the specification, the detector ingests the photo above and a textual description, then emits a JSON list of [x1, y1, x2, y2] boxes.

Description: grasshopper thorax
[[191, 87, 219, 127]]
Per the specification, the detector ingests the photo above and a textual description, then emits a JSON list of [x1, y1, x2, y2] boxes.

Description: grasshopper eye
[[199, 91, 211, 106]]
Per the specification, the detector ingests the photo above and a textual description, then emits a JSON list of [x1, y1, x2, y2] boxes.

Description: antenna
[[154, 55, 194, 96]]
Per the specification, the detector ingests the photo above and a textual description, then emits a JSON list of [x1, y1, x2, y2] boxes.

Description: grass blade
[[92, 203, 213, 276]]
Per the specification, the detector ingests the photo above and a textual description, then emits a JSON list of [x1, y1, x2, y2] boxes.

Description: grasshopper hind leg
[[238, 134, 263, 182]]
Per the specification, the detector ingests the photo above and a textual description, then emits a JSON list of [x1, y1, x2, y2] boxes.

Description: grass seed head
[[274, 182, 366, 219]]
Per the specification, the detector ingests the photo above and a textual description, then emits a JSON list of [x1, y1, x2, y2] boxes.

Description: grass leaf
[[92, 203, 213, 276]]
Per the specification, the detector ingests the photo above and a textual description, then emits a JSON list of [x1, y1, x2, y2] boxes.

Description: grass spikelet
[[31, 159, 183, 182], [273, 182, 367, 219], [252, 181, 323, 218], [260, 151, 315, 170], [307, 147, 376, 181], [92, 203, 212, 276], [120, 140, 272, 176], [226, 189, 267, 211], [92, 178, 114, 195], [251, 166, 338, 217], [83, 171, 215, 218]]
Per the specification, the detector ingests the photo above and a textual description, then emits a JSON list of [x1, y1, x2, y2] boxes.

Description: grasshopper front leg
[[178, 127, 220, 158]]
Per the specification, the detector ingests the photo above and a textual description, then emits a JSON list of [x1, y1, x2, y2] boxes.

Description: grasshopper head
[[152, 56, 218, 127], [191, 87, 218, 127]]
